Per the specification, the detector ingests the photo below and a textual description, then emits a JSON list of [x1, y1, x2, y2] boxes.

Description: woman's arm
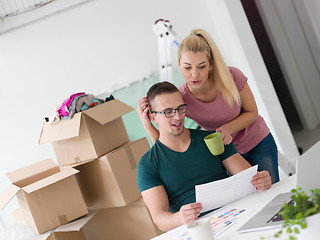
[[216, 83, 258, 144], [137, 97, 159, 144]]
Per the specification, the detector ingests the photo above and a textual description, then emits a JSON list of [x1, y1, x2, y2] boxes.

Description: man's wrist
[[174, 211, 184, 227]]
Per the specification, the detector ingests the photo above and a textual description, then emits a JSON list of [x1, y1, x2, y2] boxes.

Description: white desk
[[152, 175, 296, 240]]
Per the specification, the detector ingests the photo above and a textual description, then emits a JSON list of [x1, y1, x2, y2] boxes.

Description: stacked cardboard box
[[35, 99, 161, 239], [73, 138, 149, 209], [38, 99, 133, 166], [83, 198, 162, 240], [0, 159, 88, 235], [25, 211, 96, 240]]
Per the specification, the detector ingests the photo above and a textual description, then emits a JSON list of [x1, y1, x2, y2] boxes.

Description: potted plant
[[272, 187, 320, 240]]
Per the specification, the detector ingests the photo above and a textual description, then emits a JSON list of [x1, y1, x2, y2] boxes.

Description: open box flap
[[26, 212, 97, 240], [83, 99, 133, 125], [27, 231, 52, 240], [11, 208, 24, 222], [55, 211, 97, 232], [38, 114, 82, 144], [6, 159, 59, 185], [23, 168, 79, 194], [0, 184, 20, 209]]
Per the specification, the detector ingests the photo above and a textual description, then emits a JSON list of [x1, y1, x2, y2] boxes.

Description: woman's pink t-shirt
[[178, 67, 269, 154]]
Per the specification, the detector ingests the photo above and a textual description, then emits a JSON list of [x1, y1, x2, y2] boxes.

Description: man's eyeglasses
[[150, 104, 188, 118]]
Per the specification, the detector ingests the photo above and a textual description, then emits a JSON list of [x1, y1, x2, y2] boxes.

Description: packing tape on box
[[58, 214, 68, 225], [124, 146, 137, 170]]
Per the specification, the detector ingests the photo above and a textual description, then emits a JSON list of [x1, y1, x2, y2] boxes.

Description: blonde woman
[[137, 29, 279, 183]]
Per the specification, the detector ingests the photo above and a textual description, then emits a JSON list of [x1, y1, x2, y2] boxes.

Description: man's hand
[[251, 170, 271, 191], [179, 203, 202, 225]]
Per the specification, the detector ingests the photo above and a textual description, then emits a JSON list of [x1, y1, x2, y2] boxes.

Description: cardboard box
[[0, 159, 88, 235], [46, 231, 86, 240], [83, 198, 162, 240], [39, 99, 134, 166], [73, 137, 150, 209], [27, 211, 96, 240], [28, 230, 87, 240]]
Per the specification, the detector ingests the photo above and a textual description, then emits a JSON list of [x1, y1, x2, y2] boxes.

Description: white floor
[[278, 125, 320, 180], [293, 125, 320, 154]]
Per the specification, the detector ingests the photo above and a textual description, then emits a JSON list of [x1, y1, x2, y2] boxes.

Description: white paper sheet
[[196, 165, 258, 213]]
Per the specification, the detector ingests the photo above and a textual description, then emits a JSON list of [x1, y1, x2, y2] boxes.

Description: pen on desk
[[223, 220, 233, 227], [214, 220, 235, 237]]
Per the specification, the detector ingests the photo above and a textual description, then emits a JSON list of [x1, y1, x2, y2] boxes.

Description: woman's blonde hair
[[178, 29, 241, 106]]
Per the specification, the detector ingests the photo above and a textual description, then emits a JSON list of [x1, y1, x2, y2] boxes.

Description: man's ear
[[149, 112, 155, 122], [149, 112, 158, 125]]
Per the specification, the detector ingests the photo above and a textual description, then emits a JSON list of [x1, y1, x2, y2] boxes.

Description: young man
[[136, 82, 271, 232]]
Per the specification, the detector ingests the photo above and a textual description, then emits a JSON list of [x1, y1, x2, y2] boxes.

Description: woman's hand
[[216, 126, 232, 145], [137, 97, 152, 129]]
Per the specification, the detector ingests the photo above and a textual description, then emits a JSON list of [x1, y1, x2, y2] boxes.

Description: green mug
[[204, 132, 224, 156]]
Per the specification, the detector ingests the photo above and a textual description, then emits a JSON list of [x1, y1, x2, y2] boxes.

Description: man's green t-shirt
[[136, 129, 238, 213]]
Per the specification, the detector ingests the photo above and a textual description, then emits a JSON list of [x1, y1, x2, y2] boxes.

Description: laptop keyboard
[[267, 199, 294, 223]]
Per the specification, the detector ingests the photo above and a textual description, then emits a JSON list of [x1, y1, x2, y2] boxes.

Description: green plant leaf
[[289, 219, 296, 225], [264, 188, 320, 240], [295, 212, 303, 220], [286, 227, 292, 234]]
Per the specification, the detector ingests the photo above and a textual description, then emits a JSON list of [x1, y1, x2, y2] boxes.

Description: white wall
[[294, 0, 320, 75], [255, 0, 320, 130], [0, 0, 215, 227]]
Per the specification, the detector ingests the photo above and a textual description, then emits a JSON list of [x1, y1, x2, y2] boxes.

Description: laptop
[[238, 140, 320, 233]]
